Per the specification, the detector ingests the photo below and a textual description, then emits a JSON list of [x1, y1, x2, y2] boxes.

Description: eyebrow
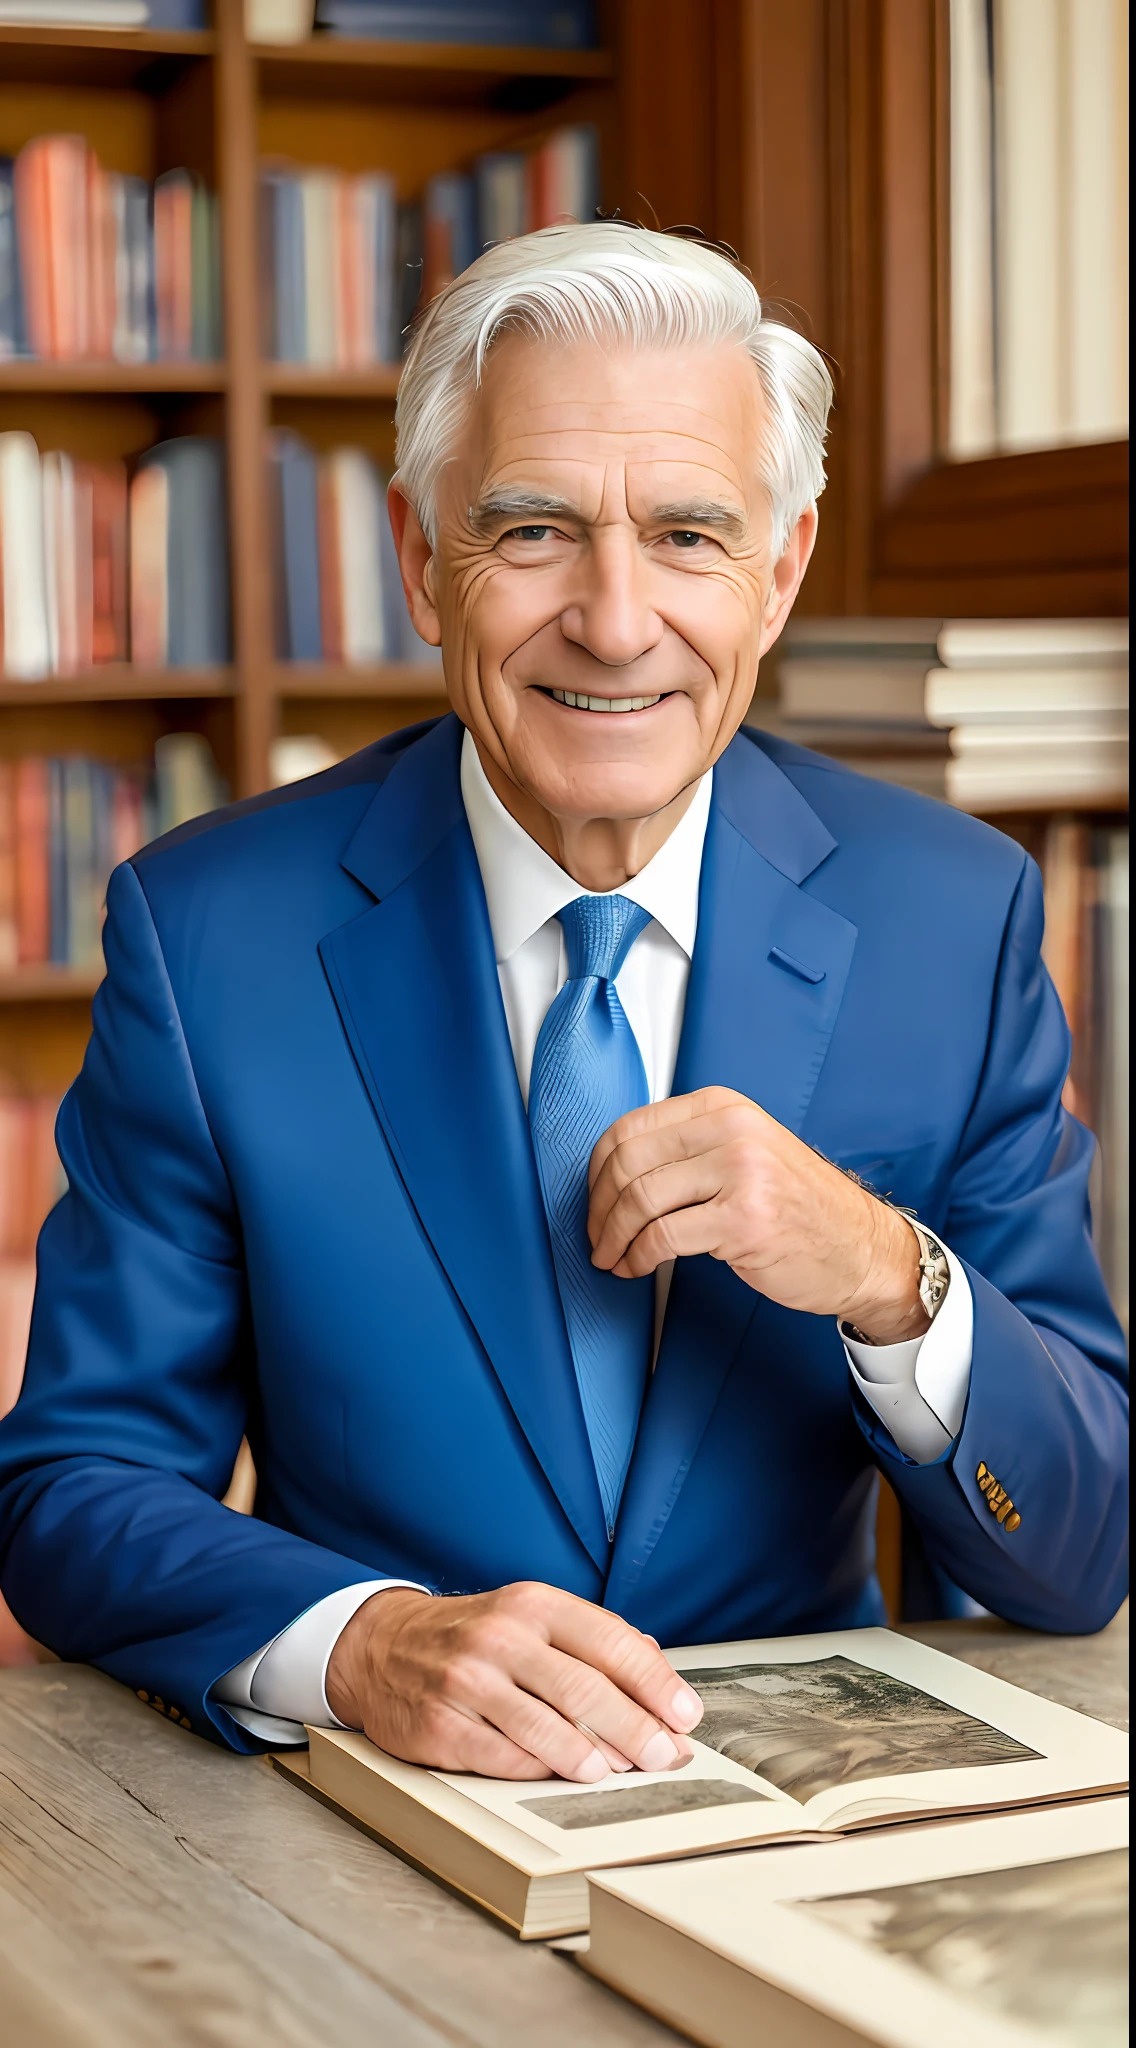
[[649, 499, 748, 542], [467, 490, 579, 536]]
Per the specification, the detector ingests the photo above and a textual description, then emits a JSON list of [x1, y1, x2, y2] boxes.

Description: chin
[[532, 758, 698, 823], [510, 695, 707, 821]]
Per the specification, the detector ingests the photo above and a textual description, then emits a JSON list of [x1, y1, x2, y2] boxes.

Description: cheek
[[454, 565, 562, 655], [660, 569, 761, 662]]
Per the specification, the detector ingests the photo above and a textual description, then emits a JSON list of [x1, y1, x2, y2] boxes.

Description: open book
[[280, 1627, 1128, 1938], [584, 1798, 1129, 2048]]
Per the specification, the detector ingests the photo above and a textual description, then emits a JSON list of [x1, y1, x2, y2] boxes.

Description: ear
[[387, 483, 443, 647], [757, 506, 818, 659]]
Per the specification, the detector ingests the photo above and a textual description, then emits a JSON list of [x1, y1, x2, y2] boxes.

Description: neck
[[473, 740, 700, 890]]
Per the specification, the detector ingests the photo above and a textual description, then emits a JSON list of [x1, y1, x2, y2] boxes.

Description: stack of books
[[259, 123, 598, 362], [0, 139, 221, 365], [267, 430, 440, 668], [275, 1626, 1129, 2045], [760, 617, 1130, 813], [311, 0, 598, 47], [0, 734, 226, 971], [928, 620, 1129, 813], [0, 433, 231, 679]]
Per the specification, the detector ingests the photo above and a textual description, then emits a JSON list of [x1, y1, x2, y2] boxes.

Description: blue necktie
[[528, 894, 655, 1537]]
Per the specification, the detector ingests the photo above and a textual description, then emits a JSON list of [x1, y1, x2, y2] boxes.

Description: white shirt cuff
[[212, 1578, 428, 1742], [841, 1238, 973, 1463]]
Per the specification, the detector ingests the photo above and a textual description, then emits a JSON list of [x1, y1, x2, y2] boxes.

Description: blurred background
[[0, 0, 1128, 1643]]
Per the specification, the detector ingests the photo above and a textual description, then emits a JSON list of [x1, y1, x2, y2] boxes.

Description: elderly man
[[0, 226, 1126, 1781]]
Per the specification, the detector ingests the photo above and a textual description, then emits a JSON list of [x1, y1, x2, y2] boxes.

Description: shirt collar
[[460, 727, 711, 966]]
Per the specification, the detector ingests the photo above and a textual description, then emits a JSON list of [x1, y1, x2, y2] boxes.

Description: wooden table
[[0, 1608, 1127, 2048]]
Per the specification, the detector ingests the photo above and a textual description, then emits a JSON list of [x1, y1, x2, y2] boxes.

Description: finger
[[376, 1701, 552, 1780], [610, 1204, 729, 1279], [587, 1087, 746, 1189], [587, 1104, 767, 1240], [461, 1664, 626, 1782], [538, 1591, 704, 1734], [590, 1156, 727, 1272], [512, 1638, 695, 1773]]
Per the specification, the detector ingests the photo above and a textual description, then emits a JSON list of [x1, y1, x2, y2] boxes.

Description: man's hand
[[325, 1581, 703, 1781], [588, 1087, 927, 1345]]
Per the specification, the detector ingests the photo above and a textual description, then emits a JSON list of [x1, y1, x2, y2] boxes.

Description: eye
[[505, 525, 554, 542], [667, 530, 707, 549]]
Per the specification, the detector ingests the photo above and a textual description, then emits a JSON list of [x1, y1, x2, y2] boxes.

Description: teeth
[[550, 690, 663, 712]]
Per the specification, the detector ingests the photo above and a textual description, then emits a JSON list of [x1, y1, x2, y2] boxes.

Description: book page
[[589, 1800, 1128, 2048], [666, 1629, 1128, 1828]]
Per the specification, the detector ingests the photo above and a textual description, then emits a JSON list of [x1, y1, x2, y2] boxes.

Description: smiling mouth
[[546, 689, 664, 713]]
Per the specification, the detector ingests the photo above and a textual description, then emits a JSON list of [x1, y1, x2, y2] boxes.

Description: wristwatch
[[896, 1209, 951, 1325]]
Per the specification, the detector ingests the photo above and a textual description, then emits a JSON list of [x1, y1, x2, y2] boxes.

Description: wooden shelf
[[262, 363, 400, 399], [0, 24, 213, 87], [254, 36, 613, 105], [0, 670, 235, 705], [0, 361, 226, 396], [0, 967, 103, 1004], [273, 663, 446, 698]]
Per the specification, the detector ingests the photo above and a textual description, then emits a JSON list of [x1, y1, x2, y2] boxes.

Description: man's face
[[398, 332, 813, 827]]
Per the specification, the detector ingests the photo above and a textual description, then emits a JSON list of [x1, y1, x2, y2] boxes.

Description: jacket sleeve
[[0, 860, 385, 1750], [854, 853, 1129, 1632]]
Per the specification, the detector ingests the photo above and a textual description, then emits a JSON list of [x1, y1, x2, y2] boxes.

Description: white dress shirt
[[215, 730, 972, 1741]]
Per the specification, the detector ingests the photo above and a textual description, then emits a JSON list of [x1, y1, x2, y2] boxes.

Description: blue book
[[0, 158, 26, 360], [143, 1, 209, 24], [261, 170, 305, 361], [268, 431, 323, 661], [315, 1, 598, 49], [137, 439, 231, 667], [425, 171, 479, 284]]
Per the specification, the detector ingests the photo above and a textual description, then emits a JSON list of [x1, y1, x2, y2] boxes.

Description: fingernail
[[639, 1730, 681, 1772], [576, 1749, 609, 1782], [669, 1685, 702, 1731]]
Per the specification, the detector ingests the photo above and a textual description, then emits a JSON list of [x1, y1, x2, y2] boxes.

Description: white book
[[937, 620, 1129, 669], [994, 0, 1064, 449], [783, 618, 942, 652], [585, 1798, 1128, 2048], [0, 2, 146, 18], [926, 666, 1128, 725], [1066, 0, 1129, 443], [949, 720, 1128, 756], [946, 756, 1129, 812], [948, 0, 996, 457], [327, 448, 386, 664], [0, 432, 49, 682], [299, 171, 339, 366], [279, 1627, 1129, 1939], [780, 659, 932, 725]]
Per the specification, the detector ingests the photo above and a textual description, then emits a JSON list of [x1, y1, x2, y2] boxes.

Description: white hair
[[394, 221, 833, 558]]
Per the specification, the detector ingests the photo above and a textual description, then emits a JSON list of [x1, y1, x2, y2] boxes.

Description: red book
[[91, 460, 128, 664], [128, 462, 169, 665], [0, 759, 16, 969], [14, 757, 50, 965], [87, 154, 117, 362], [14, 135, 91, 360], [154, 170, 194, 361]]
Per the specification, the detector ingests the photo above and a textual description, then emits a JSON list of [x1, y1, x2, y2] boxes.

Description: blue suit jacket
[[0, 716, 1127, 1749]]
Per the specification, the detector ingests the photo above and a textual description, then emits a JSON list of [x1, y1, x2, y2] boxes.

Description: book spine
[[128, 461, 170, 666], [278, 433, 323, 661], [90, 461, 129, 663], [316, 456, 344, 664], [154, 170, 194, 361], [0, 159, 28, 360], [63, 756, 99, 970], [13, 757, 50, 965], [157, 439, 231, 666], [47, 757, 68, 965], [0, 431, 50, 681], [87, 152, 117, 361], [0, 758, 16, 969]]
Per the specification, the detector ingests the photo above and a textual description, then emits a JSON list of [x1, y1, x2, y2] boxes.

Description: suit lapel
[[320, 717, 609, 1572], [607, 734, 858, 1604]]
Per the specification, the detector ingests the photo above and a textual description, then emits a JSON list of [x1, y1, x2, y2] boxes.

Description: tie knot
[[558, 893, 652, 984]]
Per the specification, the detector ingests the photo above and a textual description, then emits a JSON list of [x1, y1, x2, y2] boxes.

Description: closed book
[[0, 158, 27, 360], [342, 173, 396, 366], [282, 1628, 1129, 1940], [946, 756, 1130, 812], [42, 451, 95, 676], [300, 170, 339, 363], [111, 173, 152, 366], [779, 658, 933, 725], [14, 758, 50, 964], [128, 461, 169, 665], [136, 438, 230, 667], [191, 183, 221, 361], [90, 462, 129, 664], [586, 1801, 1129, 2048], [316, 460, 343, 663], [46, 758, 68, 965], [14, 135, 91, 360], [154, 169, 194, 361], [937, 619, 1129, 669], [475, 151, 527, 248], [268, 430, 323, 661], [154, 733, 225, 835], [0, 2, 145, 19], [926, 667, 1129, 726], [63, 756, 100, 969], [142, 0, 208, 22], [87, 153, 117, 361], [261, 168, 306, 361], [423, 172, 477, 300], [323, 448, 386, 663], [0, 759, 15, 968], [0, 431, 50, 681], [314, 0, 597, 47], [367, 172, 397, 362]]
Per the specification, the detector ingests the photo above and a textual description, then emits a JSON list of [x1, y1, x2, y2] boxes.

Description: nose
[[560, 525, 663, 668]]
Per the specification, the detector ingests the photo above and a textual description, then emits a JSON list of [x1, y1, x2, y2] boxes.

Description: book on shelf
[[275, 1627, 1129, 1939], [0, 736, 225, 969], [1, 430, 230, 678], [0, 3, 206, 21], [312, 0, 599, 47], [267, 428, 439, 667], [260, 123, 598, 364], [584, 1798, 1128, 2048], [936, 619, 1129, 669], [1, 135, 219, 366]]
